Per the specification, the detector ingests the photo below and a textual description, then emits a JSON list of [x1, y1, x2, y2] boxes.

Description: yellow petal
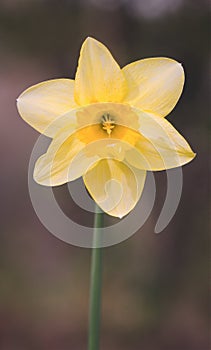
[[17, 79, 78, 137], [33, 127, 97, 186], [122, 58, 184, 117], [83, 159, 146, 218], [125, 109, 196, 170], [33, 124, 131, 186], [74, 37, 127, 105]]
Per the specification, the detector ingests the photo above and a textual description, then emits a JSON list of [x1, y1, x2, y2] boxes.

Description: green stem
[[88, 205, 103, 350]]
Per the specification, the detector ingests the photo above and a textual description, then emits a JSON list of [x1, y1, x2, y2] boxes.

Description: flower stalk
[[88, 205, 104, 350]]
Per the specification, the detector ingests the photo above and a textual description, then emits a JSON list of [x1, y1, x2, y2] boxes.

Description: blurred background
[[0, 0, 209, 349]]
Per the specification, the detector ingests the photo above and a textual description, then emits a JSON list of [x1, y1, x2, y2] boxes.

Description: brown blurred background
[[0, 0, 209, 349]]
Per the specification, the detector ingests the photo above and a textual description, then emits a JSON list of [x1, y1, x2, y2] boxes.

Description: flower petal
[[83, 159, 146, 218], [17, 79, 78, 137], [74, 37, 127, 105], [33, 127, 97, 186], [124, 109, 196, 170], [122, 58, 184, 117], [33, 124, 131, 186]]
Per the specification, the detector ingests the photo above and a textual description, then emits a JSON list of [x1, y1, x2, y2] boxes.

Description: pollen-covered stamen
[[101, 113, 116, 136]]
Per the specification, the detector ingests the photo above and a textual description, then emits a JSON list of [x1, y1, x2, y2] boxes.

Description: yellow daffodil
[[17, 37, 195, 218]]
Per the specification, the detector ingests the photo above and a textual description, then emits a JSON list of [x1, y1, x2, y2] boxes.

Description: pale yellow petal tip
[[33, 163, 48, 186], [33, 172, 47, 186], [98, 207, 129, 219], [186, 151, 196, 165], [81, 36, 100, 50], [179, 151, 196, 168], [192, 152, 197, 161], [33, 170, 67, 187], [110, 209, 131, 219], [83, 36, 100, 44], [189, 150, 197, 160], [96, 199, 135, 218], [33, 177, 47, 187], [84, 36, 95, 41], [16, 95, 23, 114], [80, 36, 108, 54], [33, 155, 54, 187]]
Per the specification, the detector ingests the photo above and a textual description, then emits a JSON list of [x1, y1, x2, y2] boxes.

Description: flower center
[[101, 113, 115, 136]]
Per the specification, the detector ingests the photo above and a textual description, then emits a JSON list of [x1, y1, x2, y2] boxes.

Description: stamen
[[101, 114, 115, 136]]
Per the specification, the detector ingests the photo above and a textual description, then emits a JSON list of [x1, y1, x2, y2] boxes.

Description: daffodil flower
[[17, 37, 195, 218]]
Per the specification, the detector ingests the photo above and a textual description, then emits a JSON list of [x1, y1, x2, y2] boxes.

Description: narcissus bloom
[[17, 37, 195, 218]]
